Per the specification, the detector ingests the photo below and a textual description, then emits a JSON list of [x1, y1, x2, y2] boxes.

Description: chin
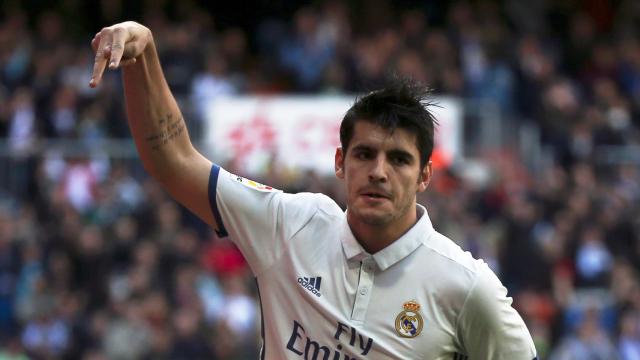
[[353, 208, 393, 226]]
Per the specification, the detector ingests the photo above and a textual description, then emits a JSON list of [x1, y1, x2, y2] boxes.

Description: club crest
[[394, 300, 423, 338]]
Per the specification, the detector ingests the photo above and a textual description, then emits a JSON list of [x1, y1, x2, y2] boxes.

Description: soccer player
[[90, 21, 538, 359]]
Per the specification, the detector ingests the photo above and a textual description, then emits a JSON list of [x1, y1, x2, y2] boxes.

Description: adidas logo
[[297, 276, 322, 297]]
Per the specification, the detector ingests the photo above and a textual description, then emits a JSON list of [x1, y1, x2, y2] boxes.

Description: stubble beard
[[352, 195, 414, 227], [358, 210, 393, 226]]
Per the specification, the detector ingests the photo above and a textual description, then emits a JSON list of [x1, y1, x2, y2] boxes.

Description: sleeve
[[208, 165, 321, 275], [456, 264, 538, 360]]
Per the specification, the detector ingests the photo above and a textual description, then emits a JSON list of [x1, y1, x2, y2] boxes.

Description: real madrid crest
[[394, 300, 423, 338]]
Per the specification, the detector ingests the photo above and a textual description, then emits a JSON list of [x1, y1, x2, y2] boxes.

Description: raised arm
[[90, 21, 217, 228]]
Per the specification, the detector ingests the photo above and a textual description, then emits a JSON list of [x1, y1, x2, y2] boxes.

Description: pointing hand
[[89, 21, 152, 88]]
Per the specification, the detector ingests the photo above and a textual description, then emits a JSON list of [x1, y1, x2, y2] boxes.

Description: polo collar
[[340, 204, 434, 271]]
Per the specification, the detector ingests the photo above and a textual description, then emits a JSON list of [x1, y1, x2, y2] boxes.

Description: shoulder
[[314, 193, 344, 217], [417, 232, 536, 357], [279, 192, 342, 213], [420, 231, 489, 277], [409, 231, 497, 313], [416, 230, 505, 309], [273, 191, 343, 228], [279, 192, 344, 230]]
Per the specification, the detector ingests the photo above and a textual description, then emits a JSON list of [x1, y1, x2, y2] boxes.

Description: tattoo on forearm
[[145, 113, 185, 150]]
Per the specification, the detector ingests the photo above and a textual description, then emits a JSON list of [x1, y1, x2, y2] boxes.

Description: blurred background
[[0, 0, 639, 359]]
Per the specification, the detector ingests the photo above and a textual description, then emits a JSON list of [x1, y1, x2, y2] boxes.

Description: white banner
[[203, 96, 462, 176]]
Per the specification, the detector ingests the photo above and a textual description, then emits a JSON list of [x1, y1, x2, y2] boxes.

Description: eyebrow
[[387, 149, 415, 161], [351, 144, 374, 153], [351, 144, 416, 161]]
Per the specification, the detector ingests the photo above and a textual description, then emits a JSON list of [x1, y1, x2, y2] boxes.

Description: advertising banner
[[204, 96, 462, 176]]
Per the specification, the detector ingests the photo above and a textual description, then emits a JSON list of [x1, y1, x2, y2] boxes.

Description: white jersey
[[209, 165, 538, 360]]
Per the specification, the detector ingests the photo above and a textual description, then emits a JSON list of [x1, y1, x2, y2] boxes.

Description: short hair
[[339, 79, 438, 169]]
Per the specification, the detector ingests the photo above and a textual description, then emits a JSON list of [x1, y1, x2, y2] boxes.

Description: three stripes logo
[[297, 276, 322, 297]]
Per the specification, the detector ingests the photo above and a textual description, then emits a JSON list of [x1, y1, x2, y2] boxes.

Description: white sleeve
[[457, 264, 538, 360], [208, 165, 321, 275]]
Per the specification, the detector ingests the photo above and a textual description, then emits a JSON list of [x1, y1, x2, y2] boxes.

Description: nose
[[368, 155, 388, 183]]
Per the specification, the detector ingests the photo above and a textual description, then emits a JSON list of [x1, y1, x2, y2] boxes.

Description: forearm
[[121, 35, 196, 181], [90, 22, 215, 227]]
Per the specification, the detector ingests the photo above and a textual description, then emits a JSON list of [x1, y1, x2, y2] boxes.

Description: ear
[[335, 147, 345, 179], [417, 161, 433, 193]]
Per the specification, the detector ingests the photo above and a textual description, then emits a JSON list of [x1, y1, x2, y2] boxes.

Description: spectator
[[169, 307, 216, 360], [278, 7, 336, 91], [619, 310, 640, 360], [550, 307, 619, 359], [103, 299, 152, 360]]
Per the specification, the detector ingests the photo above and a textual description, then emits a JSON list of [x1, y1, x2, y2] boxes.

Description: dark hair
[[339, 79, 438, 168]]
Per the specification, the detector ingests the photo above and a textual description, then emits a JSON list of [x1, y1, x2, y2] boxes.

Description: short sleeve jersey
[[209, 165, 538, 360]]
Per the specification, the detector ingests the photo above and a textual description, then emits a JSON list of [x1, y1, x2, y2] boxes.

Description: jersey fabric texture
[[209, 165, 537, 359]]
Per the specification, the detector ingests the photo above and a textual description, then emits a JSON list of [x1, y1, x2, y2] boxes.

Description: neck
[[347, 207, 419, 254]]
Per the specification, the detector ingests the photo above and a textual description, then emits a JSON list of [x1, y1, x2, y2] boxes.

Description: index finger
[[108, 28, 127, 69], [90, 32, 110, 88]]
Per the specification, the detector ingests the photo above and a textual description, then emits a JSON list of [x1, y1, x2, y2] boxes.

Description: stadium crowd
[[0, 0, 640, 358]]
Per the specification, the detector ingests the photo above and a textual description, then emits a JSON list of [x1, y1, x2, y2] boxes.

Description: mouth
[[359, 190, 391, 200], [362, 193, 386, 199]]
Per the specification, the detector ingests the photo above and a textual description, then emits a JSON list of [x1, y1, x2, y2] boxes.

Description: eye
[[391, 156, 410, 165], [353, 149, 373, 160]]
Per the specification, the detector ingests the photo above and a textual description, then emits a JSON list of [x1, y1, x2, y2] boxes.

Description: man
[[90, 21, 537, 359]]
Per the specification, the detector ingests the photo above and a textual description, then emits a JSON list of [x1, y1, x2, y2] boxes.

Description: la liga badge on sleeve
[[394, 300, 424, 338], [230, 173, 275, 192]]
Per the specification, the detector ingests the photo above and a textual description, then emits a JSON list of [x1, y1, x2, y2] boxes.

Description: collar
[[340, 204, 434, 271]]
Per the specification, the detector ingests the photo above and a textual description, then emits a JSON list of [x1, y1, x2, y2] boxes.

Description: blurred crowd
[[0, 0, 640, 359]]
